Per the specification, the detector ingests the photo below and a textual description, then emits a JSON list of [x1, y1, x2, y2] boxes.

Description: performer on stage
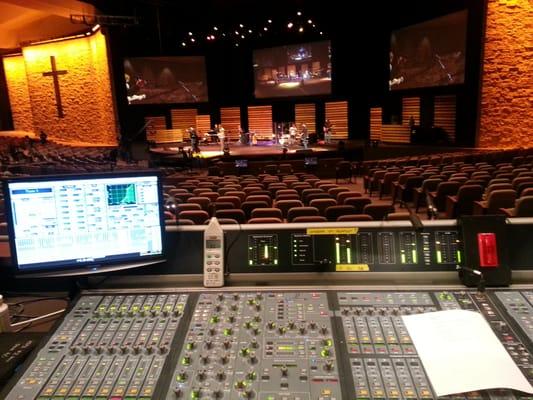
[[188, 126, 200, 154], [289, 123, 297, 145], [323, 119, 333, 144], [300, 123, 309, 149]]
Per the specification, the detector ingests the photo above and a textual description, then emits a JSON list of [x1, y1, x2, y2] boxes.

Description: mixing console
[[4, 289, 533, 400]]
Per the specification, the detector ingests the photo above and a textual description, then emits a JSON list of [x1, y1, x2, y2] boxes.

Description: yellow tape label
[[336, 264, 370, 272]]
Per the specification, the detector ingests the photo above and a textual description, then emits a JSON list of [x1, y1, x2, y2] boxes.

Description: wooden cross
[[42, 56, 68, 118]]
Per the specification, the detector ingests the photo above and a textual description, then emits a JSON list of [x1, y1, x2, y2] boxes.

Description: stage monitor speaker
[[296, 149, 313, 154]]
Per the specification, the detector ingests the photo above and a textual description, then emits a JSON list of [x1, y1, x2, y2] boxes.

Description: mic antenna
[[403, 201, 424, 232]]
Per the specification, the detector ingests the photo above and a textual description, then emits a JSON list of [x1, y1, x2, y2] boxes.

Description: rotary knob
[[204, 339, 213, 349], [308, 321, 317, 330], [250, 338, 259, 348], [216, 370, 226, 381], [246, 370, 257, 381], [212, 389, 223, 399], [320, 325, 329, 335], [223, 339, 231, 349], [267, 320, 276, 330], [219, 354, 229, 365], [249, 351, 258, 364], [324, 360, 334, 371], [287, 320, 296, 330], [196, 370, 207, 381], [176, 371, 187, 382], [299, 324, 307, 334], [227, 314, 236, 323], [200, 354, 210, 364]]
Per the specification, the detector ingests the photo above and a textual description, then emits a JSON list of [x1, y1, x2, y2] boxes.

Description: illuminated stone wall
[[2, 30, 117, 146], [478, 0, 533, 148], [3, 55, 34, 132]]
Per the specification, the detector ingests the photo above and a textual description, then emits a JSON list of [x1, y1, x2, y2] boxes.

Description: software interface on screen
[[7, 176, 163, 271]]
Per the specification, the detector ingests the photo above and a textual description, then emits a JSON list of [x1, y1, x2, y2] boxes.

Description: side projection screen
[[389, 10, 467, 91], [253, 40, 332, 98], [124, 56, 208, 104]]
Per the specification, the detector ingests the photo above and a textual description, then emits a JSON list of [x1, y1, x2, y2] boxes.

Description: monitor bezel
[[2, 170, 167, 277]]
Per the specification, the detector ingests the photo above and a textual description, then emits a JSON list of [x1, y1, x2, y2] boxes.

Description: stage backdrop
[[2, 30, 117, 146]]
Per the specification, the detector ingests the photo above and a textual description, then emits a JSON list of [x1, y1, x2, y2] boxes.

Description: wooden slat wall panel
[[196, 114, 211, 135], [147, 129, 184, 144], [170, 109, 197, 131], [325, 101, 348, 139], [248, 105, 272, 139], [295, 103, 316, 134], [370, 107, 382, 141], [402, 97, 420, 125], [434, 95, 456, 143], [220, 107, 241, 140], [381, 125, 411, 143]]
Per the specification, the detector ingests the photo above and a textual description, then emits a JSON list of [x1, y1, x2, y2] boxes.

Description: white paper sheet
[[402, 310, 533, 396]]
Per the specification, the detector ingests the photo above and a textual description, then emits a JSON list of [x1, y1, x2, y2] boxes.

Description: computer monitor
[[2, 170, 166, 277], [235, 159, 248, 168], [304, 157, 318, 166]]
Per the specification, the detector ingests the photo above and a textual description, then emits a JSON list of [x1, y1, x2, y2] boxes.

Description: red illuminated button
[[477, 233, 499, 267]]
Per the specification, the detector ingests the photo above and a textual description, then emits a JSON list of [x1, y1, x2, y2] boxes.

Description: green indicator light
[[457, 251, 462, 263], [412, 250, 417, 264], [401, 254, 406, 264], [249, 260, 253, 265], [264, 245, 268, 259], [436, 250, 442, 264], [274, 259, 278, 265], [347, 248, 351, 264], [335, 242, 340, 264]]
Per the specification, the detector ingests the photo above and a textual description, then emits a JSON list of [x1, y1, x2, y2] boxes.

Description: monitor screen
[[123, 56, 208, 104], [305, 157, 318, 166], [3, 171, 165, 275], [389, 10, 467, 90], [235, 160, 248, 168], [253, 40, 332, 98]]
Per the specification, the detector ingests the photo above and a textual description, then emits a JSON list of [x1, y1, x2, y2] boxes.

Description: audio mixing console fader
[[3, 289, 533, 400]]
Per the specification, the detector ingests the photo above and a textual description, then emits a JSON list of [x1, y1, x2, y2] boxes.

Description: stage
[[150, 140, 338, 161]]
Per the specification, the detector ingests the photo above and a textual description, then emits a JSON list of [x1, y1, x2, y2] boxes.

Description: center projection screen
[[389, 10, 467, 91], [253, 40, 332, 99], [124, 56, 208, 104]]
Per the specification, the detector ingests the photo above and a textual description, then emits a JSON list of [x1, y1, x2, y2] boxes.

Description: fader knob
[[341, 308, 350, 315], [146, 345, 154, 354], [280, 365, 288, 377], [69, 346, 79, 354], [120, 345, 128, 354]]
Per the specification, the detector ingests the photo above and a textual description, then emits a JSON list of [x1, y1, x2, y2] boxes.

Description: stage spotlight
[[241, 35, 245, 39], [239, 24, 244, 28], [191, 38, 195, 42], [297, 11, 302, 16], [188, 32, 193, 36], [235, 30, 239, 35], [308, 19, 313, 24], [248, 29, 252, 33], [210, 35, 215, 40], [268, 19, 272, 23], [235, 43, 239, 47], [299, 27, 304, 32], [213, 26, 218, 31], [181, 42, 186, 46], [288, 22, 293, 28], [319, 31, 323, 35], [264, 27, 268, 31]]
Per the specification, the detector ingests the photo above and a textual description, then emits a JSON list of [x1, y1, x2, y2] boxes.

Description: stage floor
[[152, 141, 336, 160]]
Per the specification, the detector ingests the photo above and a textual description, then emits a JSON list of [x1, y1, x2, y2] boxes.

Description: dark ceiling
[[84, 0, 471, 54]]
